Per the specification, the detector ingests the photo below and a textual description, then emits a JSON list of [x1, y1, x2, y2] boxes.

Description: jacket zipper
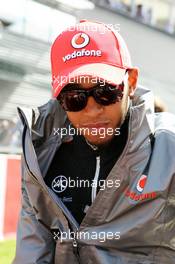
[[72, 231, 81, 263], [21, 115, 79, 231], [91, 156, 100, 203]]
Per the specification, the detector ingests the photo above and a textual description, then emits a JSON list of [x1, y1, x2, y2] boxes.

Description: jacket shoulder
[[154, 112, 175, 149], [154, 112, 175, 135]]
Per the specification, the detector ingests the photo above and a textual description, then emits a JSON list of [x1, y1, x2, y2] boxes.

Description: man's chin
[[84, 134, 115, 147]]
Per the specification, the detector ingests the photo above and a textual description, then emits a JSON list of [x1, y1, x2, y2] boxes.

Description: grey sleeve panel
[[12, 157, 55, 264]]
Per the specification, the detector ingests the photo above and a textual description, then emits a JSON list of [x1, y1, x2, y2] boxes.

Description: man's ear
[[127, 68, 139, 98]]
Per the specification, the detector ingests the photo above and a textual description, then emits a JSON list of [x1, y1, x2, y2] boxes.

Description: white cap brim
[[68, 63, 126, 85], [53, 63, 127, 97]]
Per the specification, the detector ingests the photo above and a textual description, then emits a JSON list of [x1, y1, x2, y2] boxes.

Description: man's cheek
[[66, 114, 79, 127]]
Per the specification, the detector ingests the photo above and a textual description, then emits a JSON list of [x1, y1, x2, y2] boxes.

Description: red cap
[[51, 20, 132, 98]]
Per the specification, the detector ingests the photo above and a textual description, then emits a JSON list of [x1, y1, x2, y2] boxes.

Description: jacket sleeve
[[12, 157, 56, 264]]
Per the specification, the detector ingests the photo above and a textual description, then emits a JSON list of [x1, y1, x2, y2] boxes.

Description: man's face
[[65, 70, 138, 145]]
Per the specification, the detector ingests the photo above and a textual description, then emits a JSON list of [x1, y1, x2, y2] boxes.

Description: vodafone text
[[63, 49, 102, 62]]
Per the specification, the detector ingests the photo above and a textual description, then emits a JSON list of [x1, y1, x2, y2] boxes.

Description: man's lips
[[81, 121, 110, 128]]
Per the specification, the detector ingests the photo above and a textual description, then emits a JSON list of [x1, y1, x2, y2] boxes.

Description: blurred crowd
[[91, 0, 175, 34], [0, 118, 22, 154]]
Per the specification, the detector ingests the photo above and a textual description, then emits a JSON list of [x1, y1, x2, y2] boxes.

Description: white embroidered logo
[[71, 33, 89, 49], [52, 175, 68, 193]]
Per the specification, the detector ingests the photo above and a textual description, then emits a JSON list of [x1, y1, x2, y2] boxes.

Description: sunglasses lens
[[58, 82, 124, 111], [94, 83, 124, 105], [59, 91, 87, 112]]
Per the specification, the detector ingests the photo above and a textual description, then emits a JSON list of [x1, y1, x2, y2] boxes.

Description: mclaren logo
[[71, 33, 89, 48], [51, 175, 68, 193]]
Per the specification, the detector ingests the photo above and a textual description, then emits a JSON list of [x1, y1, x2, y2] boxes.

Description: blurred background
[[0, 0, 174, 263]]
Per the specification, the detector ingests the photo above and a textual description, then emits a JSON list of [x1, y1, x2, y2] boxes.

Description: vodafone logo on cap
[[136, 174, 147, 193], [71, 33, 89, 49], [62, 33, 102, 62]]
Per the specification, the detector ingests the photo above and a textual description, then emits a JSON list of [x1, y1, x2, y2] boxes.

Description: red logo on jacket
[[125, 174, 157, 201], [136, 174, 147, 193]]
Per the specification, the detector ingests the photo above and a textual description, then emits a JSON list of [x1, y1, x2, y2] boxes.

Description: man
[[13, 20, 175, 264]]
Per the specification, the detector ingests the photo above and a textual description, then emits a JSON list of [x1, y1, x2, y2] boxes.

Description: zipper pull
[[72, 238, 79, 258], [72, 238, 78, 248], [72, 231, 81, 263]]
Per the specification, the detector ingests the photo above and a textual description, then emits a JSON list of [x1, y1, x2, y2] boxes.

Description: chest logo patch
[[125, 174, 157, 202], [51, 175, 68, 193], [136, 174, 147, 193]]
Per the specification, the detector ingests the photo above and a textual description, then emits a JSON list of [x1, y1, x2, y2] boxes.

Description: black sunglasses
[[58, 82, 124, 112]]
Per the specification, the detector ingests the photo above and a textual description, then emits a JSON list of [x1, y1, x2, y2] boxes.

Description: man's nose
[[83, 96, 103, 116]]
